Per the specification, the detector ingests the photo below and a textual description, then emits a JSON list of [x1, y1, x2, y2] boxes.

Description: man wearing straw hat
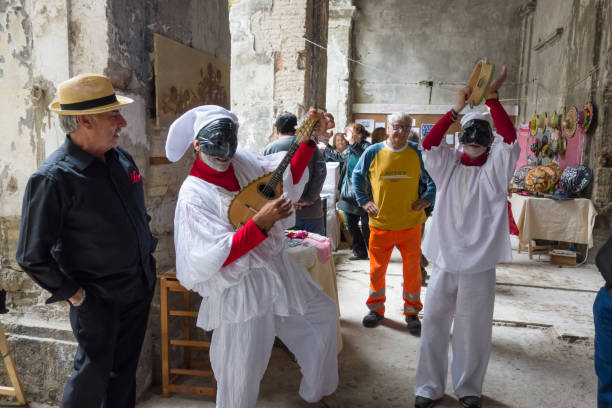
[[166, 105, 339, 408], [16, 74, 157, 408]]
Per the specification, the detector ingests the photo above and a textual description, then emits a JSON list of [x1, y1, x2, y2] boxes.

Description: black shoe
[[459, 396, 481, 408], [406, 315, 421, 335], [414, 395, 438, 408], [349, 255, 368, 260], [362, 311, 384, 328], [421, 267, 428, 286]]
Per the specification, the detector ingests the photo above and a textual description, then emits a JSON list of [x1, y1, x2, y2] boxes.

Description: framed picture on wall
[[355, 118, 375, 133], [421, 123, 435, 139], [154, 33, 230, 127]]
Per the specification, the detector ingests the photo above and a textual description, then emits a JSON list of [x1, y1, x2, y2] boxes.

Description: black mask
[[460, 119, 493, 147], [197, 118, 238, 159]]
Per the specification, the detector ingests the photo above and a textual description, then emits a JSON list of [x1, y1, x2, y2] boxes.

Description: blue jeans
[[294, 217, 325, 236], [594, 286, 612, 407]]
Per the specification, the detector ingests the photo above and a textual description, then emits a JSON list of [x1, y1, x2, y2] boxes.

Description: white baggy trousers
[[415, 266, 496, 399], [210, 290, 339, 408]]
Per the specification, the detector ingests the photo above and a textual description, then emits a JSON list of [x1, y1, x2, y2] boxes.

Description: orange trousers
[[366, 225, 423, 316]]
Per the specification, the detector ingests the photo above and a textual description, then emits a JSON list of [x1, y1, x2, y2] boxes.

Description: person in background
[[371, 127, 387, 144], [337, 123, 371, 260], [326, 132, 348, 157], [595, 233, 612, 407], [325, 132, 349, 178], [414, 66, 519, 408], [352, 114, 435, 333], [264, 112, 329, 235]]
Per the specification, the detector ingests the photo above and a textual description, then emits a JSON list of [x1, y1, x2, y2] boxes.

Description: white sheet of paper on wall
[[355, 119, 374, 133], [446, 134, 454, 144]]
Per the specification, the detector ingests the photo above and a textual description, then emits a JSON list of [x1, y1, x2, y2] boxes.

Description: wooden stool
[[0, 320, 26, 405], [158, 272, 216, 397]]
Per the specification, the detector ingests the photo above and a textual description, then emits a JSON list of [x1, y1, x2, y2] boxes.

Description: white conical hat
[[165, 105, 239, 162]]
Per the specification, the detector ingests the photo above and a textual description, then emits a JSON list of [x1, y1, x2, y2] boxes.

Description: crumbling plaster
[[1, 0, 231, 403], [230, 0, 329, 151], [230, 0, 291, 151], [326, 0, 355, 131]]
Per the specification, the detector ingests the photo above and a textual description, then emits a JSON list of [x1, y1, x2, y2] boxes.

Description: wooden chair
[[158, 272, 216, 397], [0, 315, 26, 405]]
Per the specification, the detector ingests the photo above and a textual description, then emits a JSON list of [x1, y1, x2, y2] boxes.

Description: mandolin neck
[[264, 115, 320, 191]]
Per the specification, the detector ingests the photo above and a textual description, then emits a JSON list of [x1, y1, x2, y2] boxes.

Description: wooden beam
[[149, 156, 172, 165]]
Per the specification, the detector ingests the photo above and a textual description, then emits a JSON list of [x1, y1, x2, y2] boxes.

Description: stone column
[[326, 0, 355, 132], [230, 0, 330, 151]]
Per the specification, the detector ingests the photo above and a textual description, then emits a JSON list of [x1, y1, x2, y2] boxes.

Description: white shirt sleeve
[[174, 197, 251, 297], [421, 143, 459, 188], [482, 135, 521, 194]]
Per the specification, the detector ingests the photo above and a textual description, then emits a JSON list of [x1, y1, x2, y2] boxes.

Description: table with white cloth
[[285, 236, 343, 352], [509, 193, 597, 257]]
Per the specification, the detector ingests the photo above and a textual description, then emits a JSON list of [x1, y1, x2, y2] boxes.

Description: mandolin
[[227, 114, 321, 230]]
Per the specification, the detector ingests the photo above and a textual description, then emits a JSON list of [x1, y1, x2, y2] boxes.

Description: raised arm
[[483, 66, 516, 144], [422, 87, 471, 150], [289, 109, 334, 184]]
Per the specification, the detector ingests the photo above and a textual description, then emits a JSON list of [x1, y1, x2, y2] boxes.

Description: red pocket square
[[130, 170, 142, 183]]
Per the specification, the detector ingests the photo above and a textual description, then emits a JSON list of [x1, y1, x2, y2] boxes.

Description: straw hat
[[548, 110, 561, 130], [562, 106, 578, 138], [49, 74, 133, 115], [466, 60, 495, 108]]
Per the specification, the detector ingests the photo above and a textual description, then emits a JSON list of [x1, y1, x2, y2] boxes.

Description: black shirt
[[16, 137, 157, 304]]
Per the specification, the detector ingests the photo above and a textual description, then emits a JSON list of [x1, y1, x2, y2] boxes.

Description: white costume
[[174, 148, 339, 408], [415, 132, 520, 399], [167, 106, 338, 408]]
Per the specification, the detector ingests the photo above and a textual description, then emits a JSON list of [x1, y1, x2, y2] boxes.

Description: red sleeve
[[290, 139, 316, 184], [422, 111, 454, 150], [222, 219, 267, 267], [486, 98, 516, 144]]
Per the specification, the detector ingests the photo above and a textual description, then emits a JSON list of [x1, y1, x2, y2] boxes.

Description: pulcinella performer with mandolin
[[165, 105, 339, 408]]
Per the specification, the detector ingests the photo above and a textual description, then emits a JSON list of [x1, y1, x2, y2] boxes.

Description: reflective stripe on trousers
[[366, 225, 423, 316]]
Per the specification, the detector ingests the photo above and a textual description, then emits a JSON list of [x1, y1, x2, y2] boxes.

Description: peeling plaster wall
[[1, 0, 230, 402], [326, 0, 355, 130], [518, 0, 612, 256], [231, 0, 290, 151], [69, 0, 109, 76], [352, 0, 523, 106], [230, 0, 329, 151]]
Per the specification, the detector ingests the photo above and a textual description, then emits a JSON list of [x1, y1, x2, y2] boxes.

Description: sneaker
[[405, 315, 421, 335], [459, 396, 481, 408], [414, 395, 438, 408], [362, 311, 384, 328]]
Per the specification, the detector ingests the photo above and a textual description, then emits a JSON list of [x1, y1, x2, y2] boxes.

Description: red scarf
[[189, 155, 240, 191]]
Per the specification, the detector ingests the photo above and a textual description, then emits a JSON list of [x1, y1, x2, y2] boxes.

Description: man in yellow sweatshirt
[[352, 113, 435, 334]]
